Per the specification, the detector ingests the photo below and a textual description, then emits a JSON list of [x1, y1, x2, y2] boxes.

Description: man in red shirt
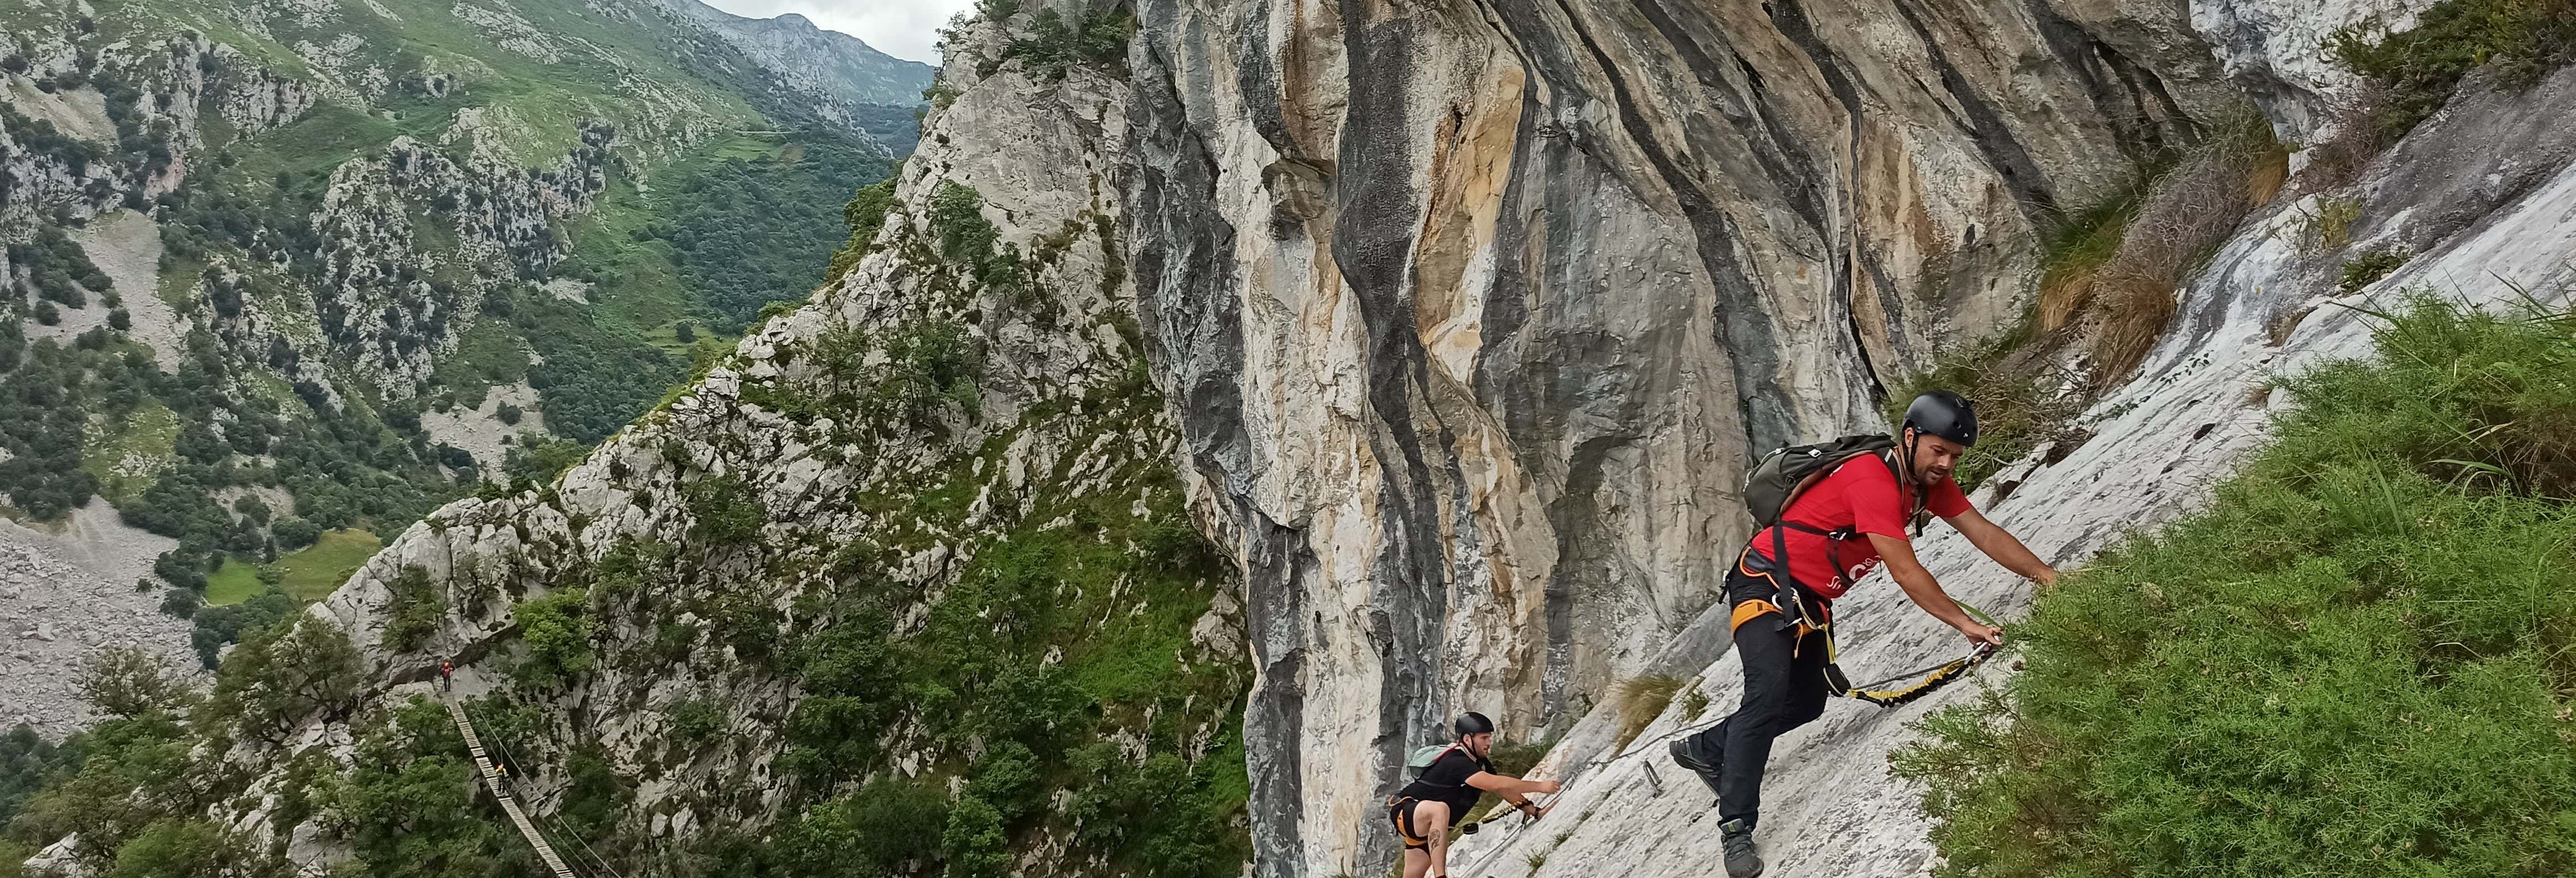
[[1671, 391, 2058, 877]]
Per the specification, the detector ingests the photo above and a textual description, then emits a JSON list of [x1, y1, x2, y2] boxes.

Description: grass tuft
[[2339, 245, 2414, 291], [2079, 109, 2286, 383], [2330, 0, 2576, 140], [1894, 292, 2576, 877], [1612, 675, 1685, 749]]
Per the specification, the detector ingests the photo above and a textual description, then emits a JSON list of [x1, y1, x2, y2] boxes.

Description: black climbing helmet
[[1453, 711, 1495, 740], [1902, 390, 1978, 447]]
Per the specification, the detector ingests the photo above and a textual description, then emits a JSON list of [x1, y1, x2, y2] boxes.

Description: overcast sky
[[701, 0, 973, 65]]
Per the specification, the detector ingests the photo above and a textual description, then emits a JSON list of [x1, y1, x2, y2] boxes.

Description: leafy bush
[[773, 779, 950, 876], [509, 588, 596, 687], [668, 699, 724, 742], [314, 697, 526, 877], [382, 565, 444, 652], [206, 613, 361, 743], [187, 589, 291, 669], [2339, 244, 2412, 291], [0, 724, 81, 828], [827, 177, 900, 279], [683, 474, 766, 545], [942, 794, 1013, 878], [76, 647, 194, 718], [2331, 0, 2576, 139], [1006, 7, 1135, 79], [270, 517, 322, 550], [926, 182, 1027, 295], [1894, 295, 2576, 877]]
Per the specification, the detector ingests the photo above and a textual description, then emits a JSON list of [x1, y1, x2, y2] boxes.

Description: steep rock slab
[[1446, 57, 2576, 878], [1123, 0, 2241, 871]]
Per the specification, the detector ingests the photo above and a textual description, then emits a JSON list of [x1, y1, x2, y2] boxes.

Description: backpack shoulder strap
[[1876, 448, 1929, 536], [1413, 744, 1471, 788]]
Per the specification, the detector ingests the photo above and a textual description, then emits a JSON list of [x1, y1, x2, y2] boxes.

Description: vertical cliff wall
[[1120, 0, 2255, 871]]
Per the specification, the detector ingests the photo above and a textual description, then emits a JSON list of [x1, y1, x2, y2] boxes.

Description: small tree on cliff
[[206, 613, 362, 743]]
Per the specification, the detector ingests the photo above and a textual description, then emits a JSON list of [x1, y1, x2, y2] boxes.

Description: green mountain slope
[[0, 0, 921, 661], [2, 6, 1246, 876]]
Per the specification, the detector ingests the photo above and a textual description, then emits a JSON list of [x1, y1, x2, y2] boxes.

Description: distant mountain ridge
[[674, 1, 936, 109]]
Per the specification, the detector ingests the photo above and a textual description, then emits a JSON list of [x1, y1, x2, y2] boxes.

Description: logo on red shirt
[[1750, 453, 1973, 599]]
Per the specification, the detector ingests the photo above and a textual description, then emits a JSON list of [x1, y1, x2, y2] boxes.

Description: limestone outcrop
[[1118, 0, 2300, 870]]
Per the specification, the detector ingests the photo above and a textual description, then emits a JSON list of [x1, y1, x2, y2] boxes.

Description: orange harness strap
[[1729, 599, 1780, 634], [1729, 548, 1819, 646]]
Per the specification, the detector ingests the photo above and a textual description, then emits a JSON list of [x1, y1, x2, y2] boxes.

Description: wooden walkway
[[446, 698, 580, 878]]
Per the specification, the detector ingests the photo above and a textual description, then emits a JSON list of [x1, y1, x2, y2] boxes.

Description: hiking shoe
[[1668, 737, 1724, 801], [1719, 818, 1764, 877]]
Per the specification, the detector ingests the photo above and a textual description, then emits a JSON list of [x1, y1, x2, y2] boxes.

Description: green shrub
[[2331, 0, 2576, 139], [382, 565, 443, 652], [684, 474, 766, 545], [100, 818, 271, 878], [2339, 245, 2412, 291], [941, 795, 1012, 878], [775, 779, 949, 875], [1006, 7, 1134, 79], [668, 699, 724, 742], [828, 177, 900, 278], [510, 588, 596, 687], [206, 613, 361, 743], [1894, 294, 2576, 877], [964, 741, 1045, 822], [0, 724, 81, 828], [315, 697, 524, 876]]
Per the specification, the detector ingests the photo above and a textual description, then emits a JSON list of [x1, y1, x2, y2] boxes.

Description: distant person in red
[[1671, 391, 2058, 877], [441, 660, 454, 693]]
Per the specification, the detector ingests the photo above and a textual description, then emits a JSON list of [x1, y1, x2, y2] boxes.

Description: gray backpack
[[1404, 743, 1467, 788]]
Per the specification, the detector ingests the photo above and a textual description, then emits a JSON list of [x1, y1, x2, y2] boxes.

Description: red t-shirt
[[1748, 452, 1972, 599]]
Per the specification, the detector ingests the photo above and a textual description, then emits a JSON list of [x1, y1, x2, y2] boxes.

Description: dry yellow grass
[[2056, 109, 2289, 383], [1613, 675, 1686, 748]]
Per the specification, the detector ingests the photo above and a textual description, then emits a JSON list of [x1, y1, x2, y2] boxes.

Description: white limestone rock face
[[1443, 58, 2576, 878], [1119, 0, 2259, 871], [2190, 0, 2441, 138]]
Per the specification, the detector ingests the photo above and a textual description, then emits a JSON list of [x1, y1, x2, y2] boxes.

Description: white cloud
[[700, 0, 973, 65]]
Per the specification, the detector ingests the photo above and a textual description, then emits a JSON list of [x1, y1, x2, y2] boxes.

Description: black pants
[[1686, 567, 1830, 829]]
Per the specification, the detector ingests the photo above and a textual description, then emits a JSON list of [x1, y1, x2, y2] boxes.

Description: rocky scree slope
[[0, 0, 918, 737], [13, 12, 1252, 878]]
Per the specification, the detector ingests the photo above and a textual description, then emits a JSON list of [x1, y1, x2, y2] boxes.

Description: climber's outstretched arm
[[1944, 506, 2057, 586]]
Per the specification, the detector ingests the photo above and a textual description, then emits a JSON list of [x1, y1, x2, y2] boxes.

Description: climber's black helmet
[[1454, 711, 1495, 740], [1903, 390, 1978, 447]]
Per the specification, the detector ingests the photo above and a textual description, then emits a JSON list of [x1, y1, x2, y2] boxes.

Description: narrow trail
[[446, 697, 582, 878]]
